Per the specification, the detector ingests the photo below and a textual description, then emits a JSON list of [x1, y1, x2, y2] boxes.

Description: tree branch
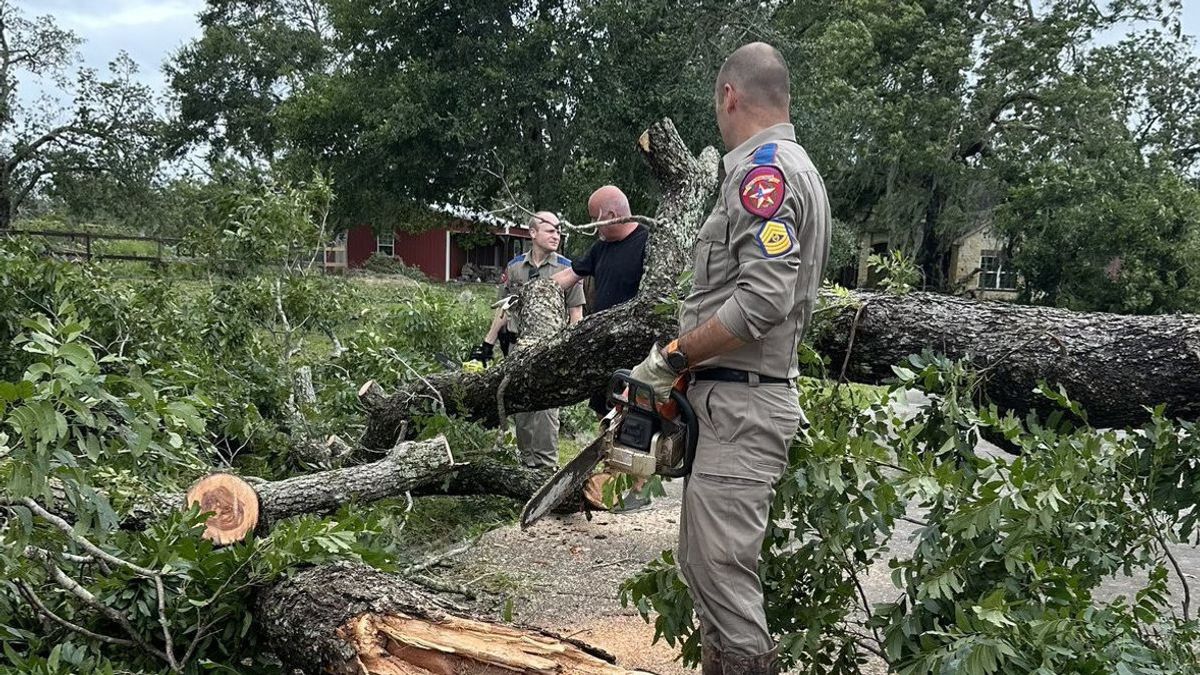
[[5, 124, 107, 173], [26, 547, 173, 666], [13, 578, 136, 648]]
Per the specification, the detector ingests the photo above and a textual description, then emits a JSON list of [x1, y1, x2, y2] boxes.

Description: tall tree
[[0, 0, 158, 228], [774, 0, 1197, 294], [165, 0, 331, 164]]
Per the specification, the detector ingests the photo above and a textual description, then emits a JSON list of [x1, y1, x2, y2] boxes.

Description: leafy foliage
[[0, 174, 498, 672], [622, 354, 1200, 673]]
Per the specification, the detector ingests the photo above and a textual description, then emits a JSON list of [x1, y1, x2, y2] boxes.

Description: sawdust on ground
[[436, 479, 887, 674]]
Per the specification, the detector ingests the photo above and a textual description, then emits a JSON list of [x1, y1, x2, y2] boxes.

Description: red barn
[[342, 205, 534, 281]]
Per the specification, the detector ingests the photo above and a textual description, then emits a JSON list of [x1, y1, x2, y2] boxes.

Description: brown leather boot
[[701, 646, 724, 675], [721, 646, 779, 675]]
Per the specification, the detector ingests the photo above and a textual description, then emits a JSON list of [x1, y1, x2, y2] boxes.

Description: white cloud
[[27, 0, 201, 32]]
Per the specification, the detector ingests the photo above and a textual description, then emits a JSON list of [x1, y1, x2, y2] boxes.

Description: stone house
[[855, 223, 1018, 301]]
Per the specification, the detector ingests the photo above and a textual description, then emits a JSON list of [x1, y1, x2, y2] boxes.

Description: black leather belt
[[692, 367, 790, 385]]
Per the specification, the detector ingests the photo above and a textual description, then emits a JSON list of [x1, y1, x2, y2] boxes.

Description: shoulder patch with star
[[740, 165, 786, 219], [755, 219, 794, 258]]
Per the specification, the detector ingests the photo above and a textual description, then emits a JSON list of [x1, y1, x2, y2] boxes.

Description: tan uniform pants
[[677, 379, 801, 657], [514, 409, 560, 471]]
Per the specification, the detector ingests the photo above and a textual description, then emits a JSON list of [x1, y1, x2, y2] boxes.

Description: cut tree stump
[[259, 561, 657, 674], [184, 473, 259, 545], [182, 436, 457, 543]]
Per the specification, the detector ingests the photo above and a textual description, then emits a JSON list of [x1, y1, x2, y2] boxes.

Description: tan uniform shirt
[[501, 250, 586, 335], [679, 123, 831, 378]]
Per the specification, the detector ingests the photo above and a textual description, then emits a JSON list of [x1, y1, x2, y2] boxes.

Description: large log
[[359, 118, 720, 449], [811, 290, 1200, 429], [176, 436, 456, 543], [258, 561, 656, 674], [360, 294, 674, 447]]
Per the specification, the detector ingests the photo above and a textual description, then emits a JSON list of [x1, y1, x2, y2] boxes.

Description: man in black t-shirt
[[551, 186, 652, 512], [552, 184, 647, 314], [553, 185, 648, 418]]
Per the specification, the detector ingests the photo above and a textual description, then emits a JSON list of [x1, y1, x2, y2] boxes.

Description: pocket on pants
[[702, 383, 750, 445]]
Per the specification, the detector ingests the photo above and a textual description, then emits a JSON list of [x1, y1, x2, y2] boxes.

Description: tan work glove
[[629, 343, 677, 404]]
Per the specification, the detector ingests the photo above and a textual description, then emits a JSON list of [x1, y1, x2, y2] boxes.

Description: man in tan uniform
[[630, 43, 831, 674], [470, 212, 585, 470]]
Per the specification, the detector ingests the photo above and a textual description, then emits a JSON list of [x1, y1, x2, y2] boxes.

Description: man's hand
[[630, 343, 677, 404], [468, 341, 495, 366]]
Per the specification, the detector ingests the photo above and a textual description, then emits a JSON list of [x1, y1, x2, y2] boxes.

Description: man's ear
[[721, 82, 737, 113]]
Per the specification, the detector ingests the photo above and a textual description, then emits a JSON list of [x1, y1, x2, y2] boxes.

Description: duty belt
[[692, 367, 790, 385]]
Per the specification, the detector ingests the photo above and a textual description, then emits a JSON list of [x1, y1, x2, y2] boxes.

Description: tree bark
[[360, 294, 675, 448], [359, 118, 719, 449], [811, 290, 1200, 429], [154, 437, 457, 540], [258, 561, 656, 674]]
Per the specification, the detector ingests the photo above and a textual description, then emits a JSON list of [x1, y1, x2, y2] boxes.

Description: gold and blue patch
[[756, 219, 794, 258]]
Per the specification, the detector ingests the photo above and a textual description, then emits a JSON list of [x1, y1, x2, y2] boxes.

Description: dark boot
[[721, 646, 779, 675], [701, 646, 724, 675]]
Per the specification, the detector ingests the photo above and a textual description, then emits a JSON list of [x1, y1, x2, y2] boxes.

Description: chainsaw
[[519, 369, 698, 528]]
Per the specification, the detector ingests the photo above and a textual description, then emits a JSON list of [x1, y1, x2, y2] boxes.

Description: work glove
[[468, 341, 495, 366], [629, 343, 678, 405]]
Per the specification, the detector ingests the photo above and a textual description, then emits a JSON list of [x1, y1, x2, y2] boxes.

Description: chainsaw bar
[[519, 433, 607, 529]]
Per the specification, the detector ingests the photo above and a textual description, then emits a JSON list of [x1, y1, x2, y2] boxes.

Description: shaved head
[[527, 210, 559, 232], [587, 185, 631, 220], [716, 42, 790, 112], [587, 185, 636, 242]]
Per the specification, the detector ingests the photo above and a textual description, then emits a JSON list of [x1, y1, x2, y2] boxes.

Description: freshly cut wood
[[259, 561, 656, 674], [359, 118, 719, 449], [811, 290, 1200, 429], [184, 473, 259, 545], [181, 436, 456, 543]]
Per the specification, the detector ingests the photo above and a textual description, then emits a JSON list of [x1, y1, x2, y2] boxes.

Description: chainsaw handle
[[658, 386, 698, 479]]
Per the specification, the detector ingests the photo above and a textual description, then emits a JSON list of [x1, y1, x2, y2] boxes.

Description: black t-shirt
[[571, 225, 648, 312]]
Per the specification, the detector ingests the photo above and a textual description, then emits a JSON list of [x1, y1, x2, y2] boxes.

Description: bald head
[[716, 42, 790, 112], [588, 186, 631, 220], [527, 210, 559, 232], [587, 185, 637, 242]]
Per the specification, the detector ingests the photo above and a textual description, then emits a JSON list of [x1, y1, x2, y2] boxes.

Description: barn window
[[376, 232, 395, 257], [979, 250, 1016, 290]]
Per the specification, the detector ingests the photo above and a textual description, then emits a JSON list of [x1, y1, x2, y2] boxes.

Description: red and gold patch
[[739, 166, 785, 218]]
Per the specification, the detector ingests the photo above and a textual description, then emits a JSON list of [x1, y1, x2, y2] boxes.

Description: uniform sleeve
[[572, 243, 597, 277], [714, 165, 804, 342], [564, 280, 586, 308]]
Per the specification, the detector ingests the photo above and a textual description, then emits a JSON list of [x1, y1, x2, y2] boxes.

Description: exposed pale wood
[[184, 473, 259, 546], [261, 562, 655, 674]]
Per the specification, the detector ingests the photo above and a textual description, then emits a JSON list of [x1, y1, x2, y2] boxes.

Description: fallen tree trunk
[[359, 294, 675, 447], [811, 290, 1200, 429], [412, 458, 550, 501], [179, 436, 456, 543], [359, 118, 719, 449], [259, 561, 656, 674]]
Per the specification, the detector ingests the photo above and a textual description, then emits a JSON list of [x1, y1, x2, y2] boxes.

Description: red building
[[342, 206, 533, 281]]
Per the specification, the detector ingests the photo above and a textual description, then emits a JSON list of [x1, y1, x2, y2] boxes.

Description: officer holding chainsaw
[[629, 42, 831, 675], [469, 211, 585, 470]]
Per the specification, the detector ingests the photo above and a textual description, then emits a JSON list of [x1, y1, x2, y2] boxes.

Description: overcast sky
[[19, 0, 1200, 104]]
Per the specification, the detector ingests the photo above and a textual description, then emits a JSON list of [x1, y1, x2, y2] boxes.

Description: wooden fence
[[2, 228, 349, 273]]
